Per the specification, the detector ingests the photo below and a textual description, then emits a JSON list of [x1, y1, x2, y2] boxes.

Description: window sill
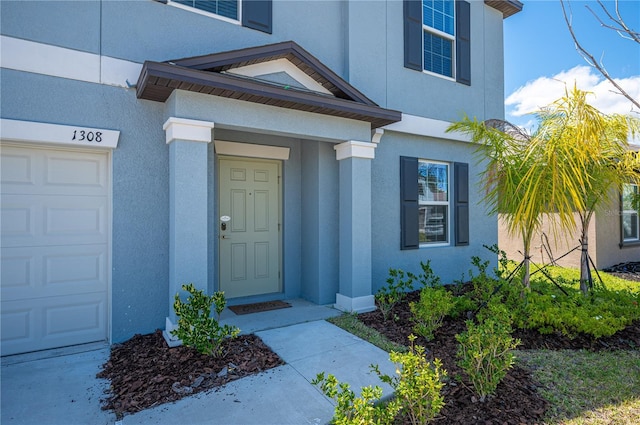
[[619, 240, 640, 248], [419, 242, 450, 248], [168, 1, 241, 25], [421, 69, 456, 83]]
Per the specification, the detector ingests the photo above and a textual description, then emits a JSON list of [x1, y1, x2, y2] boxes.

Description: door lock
[[221, 222, 227, 231]]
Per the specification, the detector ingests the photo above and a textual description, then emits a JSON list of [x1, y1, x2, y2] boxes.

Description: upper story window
[[422, 0, 455, 78], [622, 183, 639, 242], [164, 0, 272, 34], [418, 160, 450, 244], [172, 0, 239, 21], [403, 0, 471, 85]]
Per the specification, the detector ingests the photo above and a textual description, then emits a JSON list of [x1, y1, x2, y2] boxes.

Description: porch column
[[162, 117, 215, 346], [334, 141, 376, 313]]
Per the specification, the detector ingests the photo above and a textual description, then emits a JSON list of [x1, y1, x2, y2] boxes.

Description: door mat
[[228, 300, 292, 315]]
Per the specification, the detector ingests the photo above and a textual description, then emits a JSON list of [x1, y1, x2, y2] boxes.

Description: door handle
[[221, 235, 231, 239]]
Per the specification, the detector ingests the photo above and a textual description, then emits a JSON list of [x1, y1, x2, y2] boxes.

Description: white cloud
[[506, 65, 640, 120]]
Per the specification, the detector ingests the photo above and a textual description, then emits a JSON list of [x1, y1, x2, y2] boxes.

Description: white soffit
[[224, 58, 333, 96], [214, 140, 290, 160]]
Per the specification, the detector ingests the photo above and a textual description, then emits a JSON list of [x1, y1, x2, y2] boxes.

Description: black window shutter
[[454, 162, 469, 246], [242, 0, 272, 34], [456, 0, 471, 85], [400, 156, 419, 250], [403, 0, 423, 71]]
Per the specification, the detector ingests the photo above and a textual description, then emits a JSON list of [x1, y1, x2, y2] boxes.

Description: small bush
[[408, 260, 441, 288], [373, 335, 447, 424], [456, 305, 520, 400], [311, 373, 399, 425], [376, 268, 414, 321], [515, 281, 639, 339], [171, 283, 240, 356], [410, 287, 455, 340]]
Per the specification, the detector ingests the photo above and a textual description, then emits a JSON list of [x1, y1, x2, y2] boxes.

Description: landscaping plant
[[514, 278, 639, 339], [171, 283, 240, 356], [373, 335, 447, 425], [407, 260, 441, 288], [409, 286, 454, 340], [375, 268, 414, 321], [311, 372, 399, 425], [456, 304, 520, 401]]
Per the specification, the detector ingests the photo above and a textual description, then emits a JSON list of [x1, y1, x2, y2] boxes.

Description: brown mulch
[[97, 332, 284, 417], [98, 273, 640, 423], [358, 290, 640, 425], [602, 261, 640, 283]]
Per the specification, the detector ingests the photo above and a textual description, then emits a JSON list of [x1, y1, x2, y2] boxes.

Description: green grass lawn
[[519, 349, 640, 424]]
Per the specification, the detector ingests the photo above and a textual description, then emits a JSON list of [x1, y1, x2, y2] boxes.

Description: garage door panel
[[0, 151, 35, 186], [1, 195, 108, 247], [1, 146, 108, 196], [45, 154, 107, 191], [2, 245, 108, 301], [1, 293, 107, 356], [0, 204, 36, 239], [1, 144, 109, 356]]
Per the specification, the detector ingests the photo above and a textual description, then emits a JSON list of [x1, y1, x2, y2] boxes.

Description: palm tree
[[447, 117, 541, 289], [529, 86, 640, 294], [449, 87, 640, 294]]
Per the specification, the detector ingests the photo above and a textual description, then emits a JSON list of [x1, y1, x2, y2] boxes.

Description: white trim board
[[383, 114, 471, 143], [224, 58, 333, 95], [0, 36, 142, 88], [0, 119, 120, 149], [214, 140, 290, 160]]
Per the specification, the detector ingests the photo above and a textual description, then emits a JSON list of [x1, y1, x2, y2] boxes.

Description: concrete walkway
[[1, 319, 397, 425]]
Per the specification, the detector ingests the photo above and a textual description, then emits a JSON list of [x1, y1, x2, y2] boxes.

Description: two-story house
[[0, 0, 522, 356]]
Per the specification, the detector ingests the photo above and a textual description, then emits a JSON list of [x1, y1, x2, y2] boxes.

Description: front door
[[219, 157, 281, 298]]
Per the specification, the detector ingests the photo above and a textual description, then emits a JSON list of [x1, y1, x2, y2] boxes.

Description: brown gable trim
[[136, 61, 401, 128], [168, 41, 376, 106], [485, 0, 523, 18]]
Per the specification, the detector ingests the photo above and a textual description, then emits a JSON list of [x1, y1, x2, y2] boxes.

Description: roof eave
[[137, 61, 401, 129], [485, 0, 523, 18]]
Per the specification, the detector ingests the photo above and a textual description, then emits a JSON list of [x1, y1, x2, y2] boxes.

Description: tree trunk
[[579, 214, 592, 295], [522, 230, 532, 291]]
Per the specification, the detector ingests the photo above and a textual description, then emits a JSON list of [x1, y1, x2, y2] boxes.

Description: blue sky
[[503, 0, 640, 130]]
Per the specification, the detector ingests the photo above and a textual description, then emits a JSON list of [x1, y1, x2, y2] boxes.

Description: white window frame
[[418, 159, 451, 247], [422, 0, 456, 81], [169, 0, 242, 25], [622, 183, 640, 243]]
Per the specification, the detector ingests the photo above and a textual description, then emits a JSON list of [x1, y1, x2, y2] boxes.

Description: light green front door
[[219, 157, 281, 298]]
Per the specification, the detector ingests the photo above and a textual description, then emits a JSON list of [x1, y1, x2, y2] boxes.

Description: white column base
[[162, 317, 183, 348], [334, 293, 376, 314]]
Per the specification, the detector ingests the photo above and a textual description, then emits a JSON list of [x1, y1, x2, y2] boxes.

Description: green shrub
[[410, 287, 455, 340], [171, 283, 240, 356], [311, 373, 399, 425], [376, 268, 414, 321], [515, 281, 639, 339], [456, 305, 520, 400], [408, 260, 441, 288], [373, 335, 447, 424]]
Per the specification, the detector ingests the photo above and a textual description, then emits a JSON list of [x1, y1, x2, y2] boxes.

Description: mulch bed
[[358, 289, 640, 425], [98, 273, 639, 423], [97, 332, 284, 417], [602, 261, 640, 283]]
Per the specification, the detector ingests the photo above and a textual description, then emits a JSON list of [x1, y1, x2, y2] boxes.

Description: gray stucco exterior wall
[[1, 0, 512, 347]]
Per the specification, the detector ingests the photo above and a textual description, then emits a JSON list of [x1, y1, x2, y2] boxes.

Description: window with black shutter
[[400, 156, 469, 249], [164, 0, 272, 34], [403, 0, 471, 85]]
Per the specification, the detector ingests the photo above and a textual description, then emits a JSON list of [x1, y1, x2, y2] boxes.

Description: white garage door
[[1, 144, 109, 356]]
